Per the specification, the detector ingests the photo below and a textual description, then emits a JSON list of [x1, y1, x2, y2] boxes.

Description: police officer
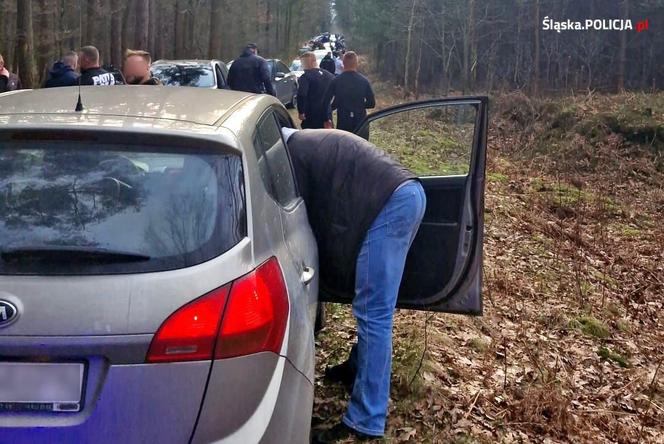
[[323, 51, 375, 134], [227, 43, 276, 96], [297, 52, 335, 129], [78, 46, 116, 86]]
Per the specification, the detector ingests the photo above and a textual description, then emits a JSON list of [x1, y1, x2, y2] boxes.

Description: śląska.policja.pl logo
[[542, 17, 650, 33]]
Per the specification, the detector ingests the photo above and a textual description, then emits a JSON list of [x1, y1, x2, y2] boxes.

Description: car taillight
[[146, 285, 230, 363], [215, 257, 289, 359], [146, 257, 289, 363]]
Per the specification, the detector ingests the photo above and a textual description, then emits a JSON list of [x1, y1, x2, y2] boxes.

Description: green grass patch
[[468, 337, 490, 353], [569, 315, 611, 339], [598, 346, 630, 368], [616, 318, 631, 333], [487, 172, 509, 183]]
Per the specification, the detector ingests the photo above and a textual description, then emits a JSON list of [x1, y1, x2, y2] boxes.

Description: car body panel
[[0, 88, 317, 442], [0, 86, 251, 126], [191, 353, 311, 444], [0, 360, 210, 443]]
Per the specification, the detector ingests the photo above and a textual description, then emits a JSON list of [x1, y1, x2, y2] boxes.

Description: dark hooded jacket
[[320, 55, 336, 75], [44, 62, 79, 88], [227, 48, 276, 96], [0, 71, 21, 92], [285, 129, 417, 294]]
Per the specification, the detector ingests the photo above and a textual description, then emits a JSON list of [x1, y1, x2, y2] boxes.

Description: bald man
[[323, 51, 375, 134], [297, 52, 335, 129]]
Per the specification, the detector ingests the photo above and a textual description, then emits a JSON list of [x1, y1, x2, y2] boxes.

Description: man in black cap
[[227, 43, 276, 96]]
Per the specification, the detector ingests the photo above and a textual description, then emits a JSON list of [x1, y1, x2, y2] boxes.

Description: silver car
[[151, 59, 230, 89], [0, 87, 488, 443]]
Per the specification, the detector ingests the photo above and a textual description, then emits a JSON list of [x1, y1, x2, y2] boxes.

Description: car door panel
[[256, 109, 318, 380], [322, 97, 488, 315]]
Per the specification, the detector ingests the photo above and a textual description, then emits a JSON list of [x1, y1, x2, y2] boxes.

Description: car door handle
[[301, 266, 315, 285]]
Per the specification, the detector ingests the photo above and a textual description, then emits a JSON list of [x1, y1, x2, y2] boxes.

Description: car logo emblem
[[0, 300, 18, 327]]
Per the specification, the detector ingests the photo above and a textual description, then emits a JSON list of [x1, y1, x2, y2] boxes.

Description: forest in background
[[336, 0, 664, 96], [1, 1, 663, 94], [0, 0, 331, 88]]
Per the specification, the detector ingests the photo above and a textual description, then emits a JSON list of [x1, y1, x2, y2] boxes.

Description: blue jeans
[[342, 180, 426, 436]]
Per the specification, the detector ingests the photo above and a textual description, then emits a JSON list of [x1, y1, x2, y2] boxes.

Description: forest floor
[[308, 87, 664, 443]]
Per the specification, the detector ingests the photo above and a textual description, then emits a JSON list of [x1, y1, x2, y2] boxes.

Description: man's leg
[[341, 181, 426, 436]]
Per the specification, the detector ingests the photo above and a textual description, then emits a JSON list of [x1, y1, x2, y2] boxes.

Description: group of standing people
[[0, 45, 160, 93], [297, 50, 375, 133], [227, 43, 376, 135]]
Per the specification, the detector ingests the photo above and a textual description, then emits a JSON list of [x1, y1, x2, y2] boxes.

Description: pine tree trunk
[[16, 0, 38, 88], [135, 0, 149, 50], [617, 0, 628, 91], [209, 0, 224, 58], [36, 0, 56, 85], [110, 0, 123, 67]]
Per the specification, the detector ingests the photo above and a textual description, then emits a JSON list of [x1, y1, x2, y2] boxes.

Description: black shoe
[[324, 360, 356, 390], [312, 422, 375, 443]]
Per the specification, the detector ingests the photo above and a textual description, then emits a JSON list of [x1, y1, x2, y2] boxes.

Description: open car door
[[321, 97, 488, 314]]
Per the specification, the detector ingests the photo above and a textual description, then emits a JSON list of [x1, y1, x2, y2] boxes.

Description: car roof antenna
[[75, 77, 84, 112]]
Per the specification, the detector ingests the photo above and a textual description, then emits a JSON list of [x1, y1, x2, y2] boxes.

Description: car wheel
[[314, 302, 326, 335]]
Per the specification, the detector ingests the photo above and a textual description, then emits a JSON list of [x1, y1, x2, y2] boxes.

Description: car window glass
[[278, 62, 289, 74], [363, 104, 477, 176], [0, 142, 246, 275], [253, 112, 298, 205], [151, 64, 215, 88]]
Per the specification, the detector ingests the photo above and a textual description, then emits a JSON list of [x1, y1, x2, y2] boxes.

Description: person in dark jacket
[[281, 128, 426, 442], [0, 54, 22, 93], [319, 52, 336, 75], [323, 51, 376, 135], [77, 46, 116, 86], [122, 49, 161, 85], [44, 52, 79, 88], [297, 52, 335, 129], [227, 43, 276, 96]]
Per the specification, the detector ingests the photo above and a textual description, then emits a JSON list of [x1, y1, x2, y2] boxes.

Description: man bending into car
[[281, 127, 426, 442]]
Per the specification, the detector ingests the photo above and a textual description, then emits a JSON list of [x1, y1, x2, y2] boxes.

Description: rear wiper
[[0, 246, 151, 263]]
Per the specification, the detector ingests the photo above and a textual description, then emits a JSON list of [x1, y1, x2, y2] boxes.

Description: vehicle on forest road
[[0, 87, 488, 443], [151, 59, 229, 89]]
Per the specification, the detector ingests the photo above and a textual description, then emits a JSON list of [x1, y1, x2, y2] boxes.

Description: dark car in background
[[225, 58, 298, 108], [266, 59, 298, 108], [151, 59, 229, 89]]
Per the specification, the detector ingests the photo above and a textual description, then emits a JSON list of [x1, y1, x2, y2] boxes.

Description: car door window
[[253, 111, 298, 206], [361, 105, 476, 176], [277, 62, 290, 75]]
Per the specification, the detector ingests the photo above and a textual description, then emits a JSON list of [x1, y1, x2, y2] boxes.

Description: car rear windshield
[[151, 64, 215, 88], [0, 142, 246, 275]]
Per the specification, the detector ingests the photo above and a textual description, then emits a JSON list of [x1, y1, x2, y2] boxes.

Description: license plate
[[0, 362, 84, 412]]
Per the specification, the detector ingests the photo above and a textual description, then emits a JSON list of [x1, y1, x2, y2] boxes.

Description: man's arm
[[322, 78, 336, 123], [260, 60, 277, 96], [297, 74, 310, 120], [365, 78, 376, 109]]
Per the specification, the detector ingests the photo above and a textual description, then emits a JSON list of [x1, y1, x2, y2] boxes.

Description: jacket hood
[[240, 48, 254, 57], [49, 61, 75, 78]]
